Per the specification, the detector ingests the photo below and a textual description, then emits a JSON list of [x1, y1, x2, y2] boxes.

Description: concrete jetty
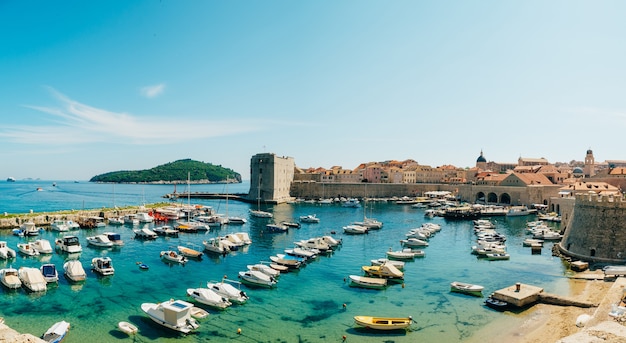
[[492, 282, 598, 308]]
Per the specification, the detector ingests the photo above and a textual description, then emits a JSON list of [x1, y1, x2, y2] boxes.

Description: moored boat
[[40, 264, 59, 283], [348, 275, 388, 290], [186, 287, 232, 310], [18, 267, 47, 292], [207, 279, 249, 304], [386, 248, 424, 260], [133, 228, 158, 240], [160, 250, 187, 264], [450, 281, 484, 297], [41, 320, 70, 343], [91, 257, 115, 275], [361, 263, 404, 281], [86, 234, 114, 248], [353, 315, 413, 330], [118, 321, 138, 335], [0, 267, 22, 289], [238, 270, 277, 288], [141, 299, 199, 334], [63, 260, 86, 282], [17, 242, 40, 256], [32, 239, 53, 254]]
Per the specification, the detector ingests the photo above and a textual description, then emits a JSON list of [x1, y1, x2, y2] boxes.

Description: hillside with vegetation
[[89, 159, 241, 183]]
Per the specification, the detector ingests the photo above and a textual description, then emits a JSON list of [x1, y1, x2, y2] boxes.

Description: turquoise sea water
[[0, 181, 568, 342]]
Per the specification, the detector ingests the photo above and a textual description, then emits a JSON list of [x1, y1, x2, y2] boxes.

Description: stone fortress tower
[[247, 153, 295, 204], [558, 193, 626, 264]]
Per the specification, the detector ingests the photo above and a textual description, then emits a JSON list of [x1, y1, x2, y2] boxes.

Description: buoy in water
[[342, 335, 347, 341], [237, 328, 242, 335], [342, 303, 347, 309]]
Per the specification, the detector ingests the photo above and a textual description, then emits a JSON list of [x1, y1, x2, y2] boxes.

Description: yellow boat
[[353, 315, 413, 330], [361, 263, 404, 281]]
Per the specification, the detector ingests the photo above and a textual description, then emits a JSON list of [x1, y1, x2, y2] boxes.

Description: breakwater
[[0, 208, 146, 229]]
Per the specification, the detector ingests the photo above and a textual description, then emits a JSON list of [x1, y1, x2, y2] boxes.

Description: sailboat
[[249, 173, 272, 218], [352, 184, 383, 229], [225, 177, 247, 225]]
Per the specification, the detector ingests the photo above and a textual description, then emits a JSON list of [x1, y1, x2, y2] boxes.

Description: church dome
[[476, 152, 486, 163], [573, 167, 584, 174], [586, 149, 593, 155]]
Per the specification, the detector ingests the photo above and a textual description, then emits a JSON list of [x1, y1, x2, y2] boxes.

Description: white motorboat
[[223, 234, 245, 249], [118, 321, 138, 335], [386, 248, 425, 260], [299, 214, 320, 223], [0, 241, 16, 259], [20, 221, 40, 236], [238, 270, 277, 288], [108, 216, 124, 225], [18, 267, 47, 292], [153, 225, 179, 237], [207, 279, 249, 304], [141, 299, 200, 334], [320, 235, 342, 248], [103, 232, 124, 246], [285, 247, 318, 259], [133, 228, 158, 240], [66, 220, 80, 229], [234, 232, 252, 245], [342, 198, 361, 208], [400, 238, 429, 248], [50, 220, 70, 232], [247, 263, 280, 278], [506, 206, 531, 216], [55, 236, 83, 254], [41, 320, 70, 343], [86, 234, 114, 248], [17, 242, 40, 256], [0, 267, 22, 289], [295, 238, 331, 252], [226, 216, 247, 225], [269, 255, 302, 269], [348, 275, 388, 290], [523, 238, 544, 247], [370, 258, 405, 271], [484, 253, 510, 261], [203, 238, 231, 255], [40, 264, 59, 283], [343, 225, 368, 235], [160, 250, 187, 264], [352, 217, 383, 230], [63, 260, 86, 282], [190, 307, 210, 319], [123, 214, 139, 226], [136, 212, 154, 223], [186, 287, 232, 310], [91, 257, 115, 275], [32, 239, 53, 254], [450, 281, 484, 297]]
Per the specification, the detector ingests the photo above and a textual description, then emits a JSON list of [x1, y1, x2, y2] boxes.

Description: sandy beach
[[466, 271, 626, 343]]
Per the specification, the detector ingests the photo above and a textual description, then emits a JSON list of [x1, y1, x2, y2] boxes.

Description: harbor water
[[0, 181, 568, 342]]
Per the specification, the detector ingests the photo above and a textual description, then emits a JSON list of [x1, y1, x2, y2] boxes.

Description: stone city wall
[[559, 193, 626, 264]]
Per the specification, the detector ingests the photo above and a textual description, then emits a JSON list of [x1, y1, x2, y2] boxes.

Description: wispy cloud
[[140, 83, 166, 98], [0, 88, 264, 145]]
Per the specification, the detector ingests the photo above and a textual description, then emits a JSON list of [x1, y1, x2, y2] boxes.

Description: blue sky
[[1, 1, 625, 180]]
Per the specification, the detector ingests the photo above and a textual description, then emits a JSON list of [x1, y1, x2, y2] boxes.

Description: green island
[[89, 159, 241, 184]]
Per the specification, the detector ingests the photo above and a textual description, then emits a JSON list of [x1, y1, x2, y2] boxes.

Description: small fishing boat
[[299, 214, 320, 223], [450, 281, 484, 297], [343, 225, 368, 235], [190, 307, 210, 319], [386, 248, 424, 260], [348, 275, 388, 290], [484, 295, 509, 311], [86, 234, 114, 248], [370, 258, 405, 271], [247, 263, 280, 278], [353, 315, 413, 330], [17, 242, 40, 256], [41, 320, 70, 343], [265, 223, 288, 233], [160, 250, 187, 264], [178, 245, 203, 259], [361, 263, 404, 281], [484, 253, 510, 261], [18, 267, 47, 292], [281, 221, 301, 229], [269, 255, 302, 269], [133, 228, 157, 240], [118, 321, 138, 335]]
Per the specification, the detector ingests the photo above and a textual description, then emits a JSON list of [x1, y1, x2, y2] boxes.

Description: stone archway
[[499, 193, 511, 204], [487, 192, 498, 203], [476, 192, 486, 203]]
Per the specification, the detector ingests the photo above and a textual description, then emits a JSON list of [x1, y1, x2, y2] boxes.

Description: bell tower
[[584, 148, 595, 178]]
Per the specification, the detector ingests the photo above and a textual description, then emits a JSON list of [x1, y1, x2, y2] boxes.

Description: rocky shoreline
[[0, 321, 45, 342]]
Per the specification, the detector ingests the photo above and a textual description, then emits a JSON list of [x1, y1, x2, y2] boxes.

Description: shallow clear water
[[0, 181, 567, 342]]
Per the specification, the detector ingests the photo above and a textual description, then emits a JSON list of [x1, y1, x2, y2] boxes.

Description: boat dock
[[492, 283, 543, 307], [492, 282, 598, 308], [164, 192, 250, 202]]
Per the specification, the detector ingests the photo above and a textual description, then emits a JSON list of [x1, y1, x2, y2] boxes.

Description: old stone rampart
[[558, 193, 626, 264]]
